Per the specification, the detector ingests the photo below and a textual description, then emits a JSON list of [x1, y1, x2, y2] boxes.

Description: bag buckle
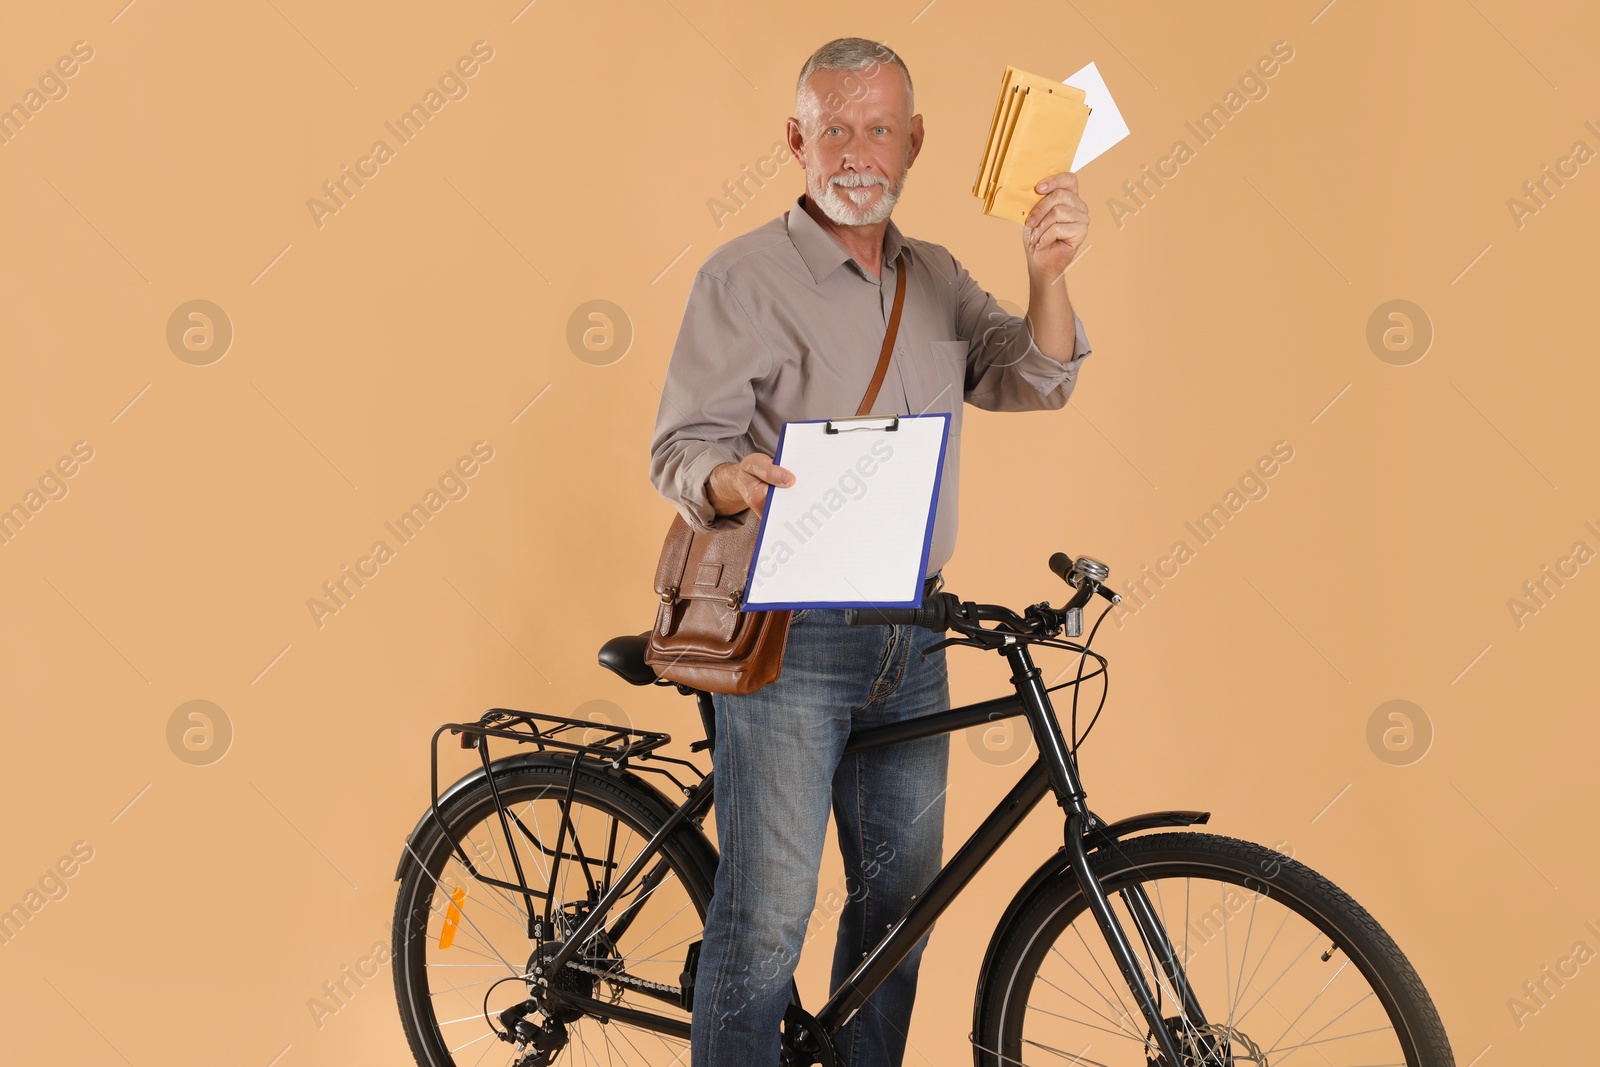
[[660, 586, 679, 605]]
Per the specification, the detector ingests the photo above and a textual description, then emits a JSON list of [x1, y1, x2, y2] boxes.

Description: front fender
[[970, 809, 1210, 1036]]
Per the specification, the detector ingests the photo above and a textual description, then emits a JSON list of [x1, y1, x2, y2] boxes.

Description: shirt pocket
[[912, 340, 967, 437]]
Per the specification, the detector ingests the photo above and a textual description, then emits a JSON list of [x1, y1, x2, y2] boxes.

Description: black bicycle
[[392, 552, 1454, 1067]]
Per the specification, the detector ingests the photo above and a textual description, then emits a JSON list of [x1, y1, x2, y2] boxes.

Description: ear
[[785, 117, 806, 168], [907, 113, 925, 167]]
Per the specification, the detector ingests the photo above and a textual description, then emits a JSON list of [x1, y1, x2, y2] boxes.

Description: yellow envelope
[[983, 86, 1090, 223], [982, 86, 1027, 201], [972, 66, 1088, 201], [972, 63, 1088, 225], [974, 83, 1023, 198]]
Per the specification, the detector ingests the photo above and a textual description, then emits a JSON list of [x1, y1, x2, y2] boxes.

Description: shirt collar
[[786, 192, 909, 285]]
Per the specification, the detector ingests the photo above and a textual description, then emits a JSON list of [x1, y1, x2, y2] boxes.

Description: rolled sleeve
[[953, 252, 1092, 412], [648, 271, 772, 534]]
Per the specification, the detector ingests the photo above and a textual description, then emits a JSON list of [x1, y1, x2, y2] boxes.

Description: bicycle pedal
[[679, 940, 702, 1011]]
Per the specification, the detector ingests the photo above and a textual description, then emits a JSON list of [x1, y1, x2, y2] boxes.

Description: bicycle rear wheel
[[392, 759, 717, 1067], [975, 832, 1453, 1067]]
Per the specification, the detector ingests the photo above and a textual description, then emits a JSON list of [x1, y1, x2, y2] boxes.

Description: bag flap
[[653, 514, 695, 594], [655, 510, 759, 602]]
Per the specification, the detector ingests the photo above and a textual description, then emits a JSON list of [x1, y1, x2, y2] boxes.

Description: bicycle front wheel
[[392, 759, 717, 1067], [975, 832, 1453, 1067]]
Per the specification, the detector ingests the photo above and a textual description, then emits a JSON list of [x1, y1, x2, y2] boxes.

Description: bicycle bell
[[1071, 555, 1110, 586], [1063, 556, 1110, 637]]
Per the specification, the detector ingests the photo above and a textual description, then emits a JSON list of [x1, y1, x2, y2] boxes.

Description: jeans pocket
[[789, 609, 811, 625]]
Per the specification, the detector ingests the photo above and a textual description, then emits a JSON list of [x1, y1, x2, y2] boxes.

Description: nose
[[840, 156, 873, 178]]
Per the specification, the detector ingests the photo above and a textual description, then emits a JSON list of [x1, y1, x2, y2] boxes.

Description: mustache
[[830, 173, 887, 188]]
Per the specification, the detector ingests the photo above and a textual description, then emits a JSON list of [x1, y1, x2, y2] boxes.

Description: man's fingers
[[1025, 194, 1088, 232], [1035, 171, 1078, 195], [742, 452, 795, 487]]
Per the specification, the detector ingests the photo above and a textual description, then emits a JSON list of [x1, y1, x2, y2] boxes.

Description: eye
[[874, 126, 889, 134]]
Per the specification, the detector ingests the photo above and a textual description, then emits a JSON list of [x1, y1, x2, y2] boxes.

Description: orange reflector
[[440, 886, 466, 949]]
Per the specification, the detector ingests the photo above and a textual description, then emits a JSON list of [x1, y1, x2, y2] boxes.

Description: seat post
[[694, 690, 717, 751]]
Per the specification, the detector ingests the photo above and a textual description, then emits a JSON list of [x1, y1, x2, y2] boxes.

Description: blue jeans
[[692, 605, 952, 1067]]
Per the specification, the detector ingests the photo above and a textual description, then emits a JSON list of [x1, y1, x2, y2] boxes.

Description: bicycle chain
[[561, 958, 681, 997]]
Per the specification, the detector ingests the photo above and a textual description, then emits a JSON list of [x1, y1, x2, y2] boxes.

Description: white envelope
[[1064, 61, 1131, 171]]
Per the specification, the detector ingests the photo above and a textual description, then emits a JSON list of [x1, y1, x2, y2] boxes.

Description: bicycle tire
[[974, 832, 1453, 1067], [392, 758, 718, 1067]]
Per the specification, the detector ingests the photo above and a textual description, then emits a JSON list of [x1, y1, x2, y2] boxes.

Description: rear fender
[[393, 753, 699, 880]]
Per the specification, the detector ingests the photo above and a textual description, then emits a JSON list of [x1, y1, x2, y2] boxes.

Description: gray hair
[[794, 38, 914, 133]]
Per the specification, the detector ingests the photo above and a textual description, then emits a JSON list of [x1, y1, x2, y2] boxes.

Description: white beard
[[807, 162, 909, 227]]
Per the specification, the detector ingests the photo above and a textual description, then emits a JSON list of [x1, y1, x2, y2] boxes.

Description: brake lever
[[918, 601, 1015, 656], [921, 635, 976, 657]]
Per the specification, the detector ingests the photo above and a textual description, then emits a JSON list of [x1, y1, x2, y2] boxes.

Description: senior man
[[648, 37, 1093, 1067]]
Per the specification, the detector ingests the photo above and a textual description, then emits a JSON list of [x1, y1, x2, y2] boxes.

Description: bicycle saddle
[[598, 632, 659, 686]]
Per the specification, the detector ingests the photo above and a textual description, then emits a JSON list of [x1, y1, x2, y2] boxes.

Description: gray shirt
[[649, 192, 1093, 579]]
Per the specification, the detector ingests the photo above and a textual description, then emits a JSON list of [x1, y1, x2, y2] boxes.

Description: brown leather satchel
[[644, 247, 909, 695]]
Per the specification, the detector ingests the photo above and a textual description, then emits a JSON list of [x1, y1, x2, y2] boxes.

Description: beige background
[[1, 0, 1595, 1062]]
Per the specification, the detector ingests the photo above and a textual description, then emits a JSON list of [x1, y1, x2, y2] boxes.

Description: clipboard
[[740, 413, 951, 611]]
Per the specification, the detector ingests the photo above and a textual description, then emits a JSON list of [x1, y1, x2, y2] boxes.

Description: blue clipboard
[[739, 412, 950, 611]]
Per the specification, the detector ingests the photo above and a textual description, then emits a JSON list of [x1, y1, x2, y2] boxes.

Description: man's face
[[789, 66, 923, 228]]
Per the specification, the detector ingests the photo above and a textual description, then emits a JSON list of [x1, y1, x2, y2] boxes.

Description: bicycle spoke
[[1236, 903, 1292, 1022], [1065, 924, 1142, 1037], [1221, 880, 1232, 1027], [522, 798, 556, 887], [403, 836, 522, 975], [1269, 1021, 1391, 1057], [425, 971, 527, 996], [1229, 886, 1262, 1034], [1024, 1002, 1146, 1045], [624, 927, 700, 966], [1020, 1036, 1111, 1067], [396, 767, 709, 1067], [470, 822, 525, 913], [1001, 852, 1421, 1067], [1234, 931, 1321, 1026], [420, 888, 522, 964], [448, 1027, 503, 1055], [445, 837, 534, 931], [466, 1026, 503, 1067], [1265, 957, 1353, 1055], [1032, 971, 1144, 1044], [615, 893, 690, 962]]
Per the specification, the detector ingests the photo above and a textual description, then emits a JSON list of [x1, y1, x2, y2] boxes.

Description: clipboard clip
[[825, 414, 899, 435]]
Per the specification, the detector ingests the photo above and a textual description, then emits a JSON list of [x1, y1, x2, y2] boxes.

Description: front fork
[[1063, 814, 1211, 1063], [1006, 643, 1211, 1066]]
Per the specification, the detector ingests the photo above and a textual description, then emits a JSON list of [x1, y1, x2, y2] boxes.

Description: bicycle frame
[[414, 641, 1213, 1065]]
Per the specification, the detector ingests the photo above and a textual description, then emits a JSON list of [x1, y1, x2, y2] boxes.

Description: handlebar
[[842, 553, 1121, 639], [842, 594, 961, 631]]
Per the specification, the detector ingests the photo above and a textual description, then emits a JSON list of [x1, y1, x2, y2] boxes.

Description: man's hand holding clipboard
[[739, 413, 951, 611], [706, 452, 796, 520]]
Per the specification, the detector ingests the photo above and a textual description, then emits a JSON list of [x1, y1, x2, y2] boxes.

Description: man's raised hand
[[1022, 171, 1090, 283]]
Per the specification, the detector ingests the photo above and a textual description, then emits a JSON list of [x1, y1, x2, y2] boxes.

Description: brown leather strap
[[856, 247, 909, 416]]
